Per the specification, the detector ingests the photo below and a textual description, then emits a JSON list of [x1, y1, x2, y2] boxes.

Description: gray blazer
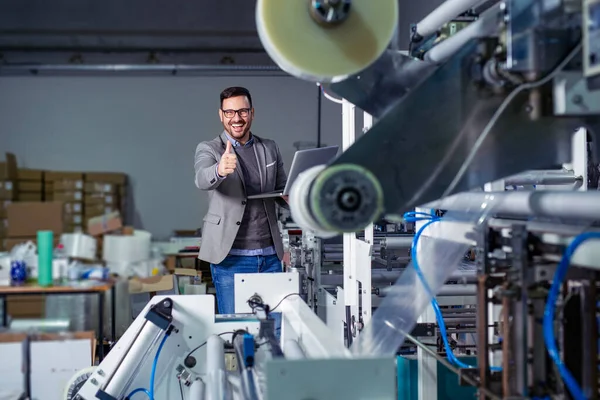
[[194, 131, 288, 264]]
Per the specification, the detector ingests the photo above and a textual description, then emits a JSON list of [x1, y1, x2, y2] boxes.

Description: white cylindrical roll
[[134, 229, 152, 241], [10, 318, 71, 332], [103, 230, 151, 263], [415, 0, 484, 39], [256, 0, 399, 82], [424, 3, 501, 64], [423, 191, 600, 221], [60, 233, 97, 260], [189, 379, 205, 400]]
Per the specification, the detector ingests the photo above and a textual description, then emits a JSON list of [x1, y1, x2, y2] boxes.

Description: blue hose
[[404, 211, 502, 372], [127, 332, 170, 399], [126, 388, 151, 399], [543, 232, 600, 400]]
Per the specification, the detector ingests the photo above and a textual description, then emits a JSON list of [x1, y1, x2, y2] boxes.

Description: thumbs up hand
[[217, 140, 237, 177]]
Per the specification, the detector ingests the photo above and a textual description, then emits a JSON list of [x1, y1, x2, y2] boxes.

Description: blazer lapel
[[253, 136, 267, 192], [219, 131, 246, 193]]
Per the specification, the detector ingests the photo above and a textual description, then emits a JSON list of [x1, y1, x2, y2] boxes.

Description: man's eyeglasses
[[221, 108, 251, 118]]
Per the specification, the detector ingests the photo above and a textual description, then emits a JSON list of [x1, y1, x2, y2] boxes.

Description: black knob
[[236, 221, 241, 225], [184, 356, 197, 368], [242, 201, 247, 205]]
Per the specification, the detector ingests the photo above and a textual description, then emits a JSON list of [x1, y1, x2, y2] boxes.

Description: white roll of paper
[[103, 230, 151, 263]]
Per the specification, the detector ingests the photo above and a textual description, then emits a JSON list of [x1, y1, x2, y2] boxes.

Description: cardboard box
[[45, 171, 84, 182], [85, 193, 120, 206], [6, 202, 65, 237], [0, 153, 18, 181], [18, 181, 43, 192], [0, 181, 16, 200], [85, 204, 116, 219], [128, 270, 200, 318], [6, 295, 46, 318], [65, 224, 84, 233], [64, 214, 83, 225], [0, 218, 7, 237], [0, 200, 12, 218], [64, 202, 83, 214], [84, 182, 120, 194], [53, 180, 84, 191], [53, 191, 83, 202], [18, 168, 44, 181], [87, 211, 122, 236], [85, 172, 127, 185], [18, 192, 43, 202], [0, 331, 95, 399]]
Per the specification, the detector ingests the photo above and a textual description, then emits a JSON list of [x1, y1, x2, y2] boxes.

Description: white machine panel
[[75, 295, 261, 400], [234, 271, 301, 313], [266, 357, 396, 400]]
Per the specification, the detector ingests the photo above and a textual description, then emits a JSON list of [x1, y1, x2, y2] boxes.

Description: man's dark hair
[[220, 86, 253, 108]]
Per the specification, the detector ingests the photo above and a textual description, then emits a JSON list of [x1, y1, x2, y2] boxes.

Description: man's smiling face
[[219, 95, 254, 143]]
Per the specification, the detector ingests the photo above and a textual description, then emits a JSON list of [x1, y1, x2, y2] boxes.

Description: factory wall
[[0, 75, 348, 239]]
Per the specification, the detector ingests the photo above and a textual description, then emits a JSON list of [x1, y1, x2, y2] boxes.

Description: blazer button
[[236, 221, 241, 225], [242, 200, 246, 205]]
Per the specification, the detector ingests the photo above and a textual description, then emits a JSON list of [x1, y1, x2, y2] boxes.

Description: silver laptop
[[247, 146, 339, 199]]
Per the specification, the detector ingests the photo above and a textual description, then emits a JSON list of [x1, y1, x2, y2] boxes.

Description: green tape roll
[[37, 230, 54, 287]]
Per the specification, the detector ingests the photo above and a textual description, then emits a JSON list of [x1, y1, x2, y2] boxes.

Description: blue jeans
[[210, 254, 282, 314]]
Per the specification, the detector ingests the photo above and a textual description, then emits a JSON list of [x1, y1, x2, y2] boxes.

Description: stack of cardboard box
[[84, 172, 127, 258], [84, 172, 127, 220], [45, 171, 85, 233], [4, 202, 63, 251], [0, 154, 17, 251], [3, 202, 64, 318], [0, 151, 131, 246], [17, 168, 45, 202]]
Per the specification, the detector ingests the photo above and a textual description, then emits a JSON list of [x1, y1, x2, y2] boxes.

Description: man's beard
[[226, 122, 250, 139]]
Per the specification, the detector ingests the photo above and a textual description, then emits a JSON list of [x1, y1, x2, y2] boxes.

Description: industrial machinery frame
[[284, 0, 600, 237], [71, 273, 397, 400]]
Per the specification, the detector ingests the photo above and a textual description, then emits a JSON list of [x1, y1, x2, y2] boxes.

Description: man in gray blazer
[[194, 86, 288, 314]]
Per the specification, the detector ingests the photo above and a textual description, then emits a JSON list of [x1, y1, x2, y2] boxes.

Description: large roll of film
[[61, 233, 97, 260], [256, 0, 399, 83]]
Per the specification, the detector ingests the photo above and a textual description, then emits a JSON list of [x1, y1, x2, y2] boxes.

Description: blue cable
[[404, 211, 502, 372], [543, 232, 600, 400], [126, 388, 152, 399], [127, 332, 170, 399]]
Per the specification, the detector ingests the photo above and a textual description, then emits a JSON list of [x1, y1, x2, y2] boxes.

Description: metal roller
[[378, 284, 476, 297], [380, 236, 414, 249], [424, 191, 600, 221], [189, 379, 205, 400], [206, 335, 231, 400], [503, 170, 580, 186]]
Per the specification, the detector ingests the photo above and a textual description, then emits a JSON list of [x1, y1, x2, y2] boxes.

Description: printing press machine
[[69, 0, 600, 399]]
